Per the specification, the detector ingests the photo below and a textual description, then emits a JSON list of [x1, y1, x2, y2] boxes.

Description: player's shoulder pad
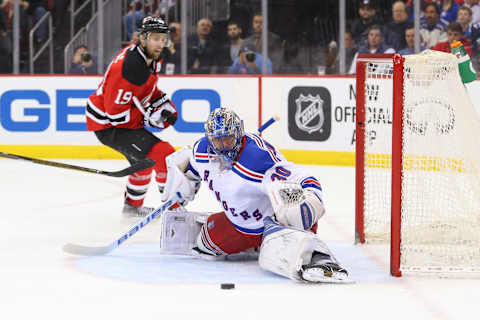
[[122, 46, 151, 86], [232, 134, 281, 183], [192, 137, 211, 163]]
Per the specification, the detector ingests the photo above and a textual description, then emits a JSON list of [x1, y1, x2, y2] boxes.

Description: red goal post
[[355, 51, 480, 277]]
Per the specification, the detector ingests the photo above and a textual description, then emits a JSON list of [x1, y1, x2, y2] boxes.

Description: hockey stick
[[63, 198, 176, 256], [132, 96, 147, 116], [257, 115, 279, 134], [0, 152, 155, 178]]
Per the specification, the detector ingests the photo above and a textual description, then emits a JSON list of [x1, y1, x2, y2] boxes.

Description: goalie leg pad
[[259, 216, 350, 283], [159, 210, 211, 255]]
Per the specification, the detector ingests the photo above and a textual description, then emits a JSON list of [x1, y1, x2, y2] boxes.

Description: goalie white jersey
[[188, 133, 323, 235]]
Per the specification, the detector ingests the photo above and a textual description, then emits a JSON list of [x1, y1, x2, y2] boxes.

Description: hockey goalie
[[158, 107, 351, 284]]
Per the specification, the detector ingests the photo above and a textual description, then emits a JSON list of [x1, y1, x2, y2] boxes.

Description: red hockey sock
[[125, 167, 153, 208], [146, 141, 175, 185]]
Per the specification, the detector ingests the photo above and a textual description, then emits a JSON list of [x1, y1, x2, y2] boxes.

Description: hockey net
[[355, 51, 480, 276]]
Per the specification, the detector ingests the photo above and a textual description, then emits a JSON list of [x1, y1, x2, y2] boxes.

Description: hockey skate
[[122, 200, 155, 218], [301, 253, 353, 284]]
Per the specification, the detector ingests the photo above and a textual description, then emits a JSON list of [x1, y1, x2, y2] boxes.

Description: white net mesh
[[362, 50, 480, 274]]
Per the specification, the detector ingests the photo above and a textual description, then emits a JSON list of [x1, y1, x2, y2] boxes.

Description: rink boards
[[1, 75, 479, 166]]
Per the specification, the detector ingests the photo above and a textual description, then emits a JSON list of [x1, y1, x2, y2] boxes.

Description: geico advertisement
[[0, 76, 259, 146]]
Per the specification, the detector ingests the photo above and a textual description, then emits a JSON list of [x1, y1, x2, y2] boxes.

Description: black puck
[[220, 283, 235, 289]]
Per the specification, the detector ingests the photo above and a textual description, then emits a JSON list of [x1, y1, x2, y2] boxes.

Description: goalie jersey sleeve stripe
[[230, 135, 282, 182], [193, 138, 210, 163], [301, 176, 322, 192]]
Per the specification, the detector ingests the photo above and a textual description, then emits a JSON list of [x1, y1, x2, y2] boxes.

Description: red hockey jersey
[[86, 43, 174, 131]]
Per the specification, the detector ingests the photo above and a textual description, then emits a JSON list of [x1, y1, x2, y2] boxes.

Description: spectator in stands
[[277, 37, 311, 74], [457, 6, 473, 37], [349, 25, 395, 74], [464, 0, 480, 24], [131, 31, 140, 43], [399, 26, 425, 55], [351, 0, 382, 45], [24, 0, 48, 43], [161, 21, 181, 74], [325, 30, 357, 74], [441, 0, 461, 23], [469, 19, 480, 70], [0, 0, 11, 73], [420, 2, 448, 48], [433, 21, 473, 55], [124, 0, 144, 40], [384, 0, 413, 52], [187, 18, 217, 74], [219, 21, 243, 72], [52, 0, 69, 37], [242, 12, 283, 73], [69, 45, 98, 74], [228, 42, 272, 74], [311, 2, 338, 69]]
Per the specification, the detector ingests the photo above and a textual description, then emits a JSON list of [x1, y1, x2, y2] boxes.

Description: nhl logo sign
[[288, 87, 331, 141], [294, 94, 325, 134]]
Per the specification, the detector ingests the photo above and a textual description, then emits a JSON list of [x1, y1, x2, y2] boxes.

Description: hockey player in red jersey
[[86, 16, 177, 217]]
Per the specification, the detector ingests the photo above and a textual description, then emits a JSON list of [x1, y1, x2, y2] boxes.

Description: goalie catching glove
[[161, 146, 201, 206], [267, 181, 325, 230], [143, 94, 177, 129]]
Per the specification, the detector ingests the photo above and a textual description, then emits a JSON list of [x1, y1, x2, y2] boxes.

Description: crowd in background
[[2, 0, 480, 75]]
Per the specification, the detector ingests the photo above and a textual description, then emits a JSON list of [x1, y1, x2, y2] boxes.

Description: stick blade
[[105, 158, 155, 177], [62, 243, 114, 256]]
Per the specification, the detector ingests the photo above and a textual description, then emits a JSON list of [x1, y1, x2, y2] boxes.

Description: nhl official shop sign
[[288, 86, 331, 141]]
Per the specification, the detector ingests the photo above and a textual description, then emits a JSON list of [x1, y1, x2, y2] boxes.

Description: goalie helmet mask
[[205, 108, 244, 170]]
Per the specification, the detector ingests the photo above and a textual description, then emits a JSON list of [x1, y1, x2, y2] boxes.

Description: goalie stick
[[257, 115, 279, 134], [62, 116, 279, 256], [0, 152, 155, 178], [63, 198, 176, 255]]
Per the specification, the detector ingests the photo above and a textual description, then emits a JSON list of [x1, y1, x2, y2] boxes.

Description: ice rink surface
[[2, 159, 479, 320]]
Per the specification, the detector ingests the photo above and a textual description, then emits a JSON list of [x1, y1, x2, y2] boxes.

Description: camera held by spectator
[[81, 52, 92, 64], [245, 50, 256, 63], [228, 43, 272, 74], [70, 45, 97, 74]]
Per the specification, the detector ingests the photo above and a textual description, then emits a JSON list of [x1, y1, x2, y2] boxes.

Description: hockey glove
[[143, 96, 177, 129], [267, 181, 324, 230]]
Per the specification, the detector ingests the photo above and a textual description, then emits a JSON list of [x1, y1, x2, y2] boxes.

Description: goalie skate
[[301, 262, 353, 284]]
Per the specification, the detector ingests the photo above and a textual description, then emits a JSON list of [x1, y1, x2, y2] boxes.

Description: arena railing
[[29, 12, 53, 74]]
